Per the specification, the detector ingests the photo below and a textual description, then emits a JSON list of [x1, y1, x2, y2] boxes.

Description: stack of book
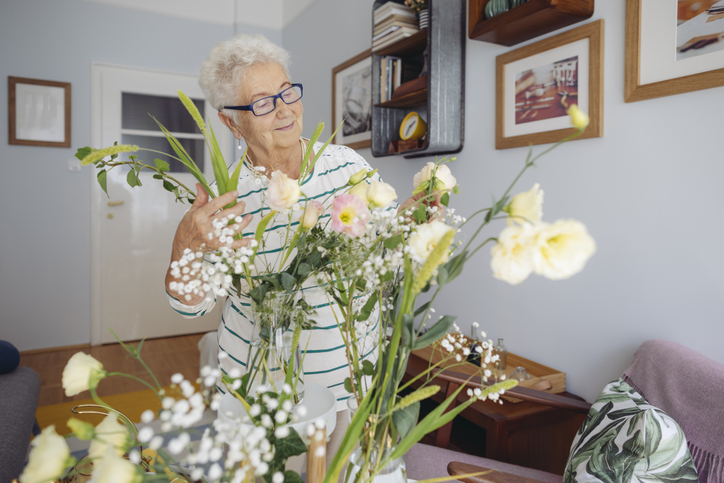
[[372, 1, 419, 53]]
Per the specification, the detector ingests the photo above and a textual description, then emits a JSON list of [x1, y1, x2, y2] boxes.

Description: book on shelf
[[374, 15, 418, 34], [372, 28, 419, 52], [373, 22, 418, 41], [378, 56, 403, 103], [374, 2, 416, 23]]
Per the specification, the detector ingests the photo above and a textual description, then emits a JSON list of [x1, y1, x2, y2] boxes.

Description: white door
[[90, 64, 229, 344]]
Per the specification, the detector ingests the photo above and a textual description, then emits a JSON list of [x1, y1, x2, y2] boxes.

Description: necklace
[[245, 138, 306, 179]]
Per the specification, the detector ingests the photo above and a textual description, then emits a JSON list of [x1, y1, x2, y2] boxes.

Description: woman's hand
[[166, 183, 253, 304], [397, 190, 444, 221]]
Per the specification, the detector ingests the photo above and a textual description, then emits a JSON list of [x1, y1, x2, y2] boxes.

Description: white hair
[[199, 34, 291, 117]]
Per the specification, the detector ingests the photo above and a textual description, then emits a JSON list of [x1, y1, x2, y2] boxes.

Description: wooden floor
[[20, 333, 205, 407]]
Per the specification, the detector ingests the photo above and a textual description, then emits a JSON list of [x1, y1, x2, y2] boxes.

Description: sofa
[[404, 339, 724, 483], [0, 341, 41, 483]]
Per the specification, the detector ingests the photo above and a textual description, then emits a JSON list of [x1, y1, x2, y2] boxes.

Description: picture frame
[[332, 49, 372, 150], [8, 76, 71, 147], [625, 0, 724, 102], [495, 20, 603, 150]]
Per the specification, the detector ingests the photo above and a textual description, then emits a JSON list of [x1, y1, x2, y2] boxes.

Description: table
[[402, 346, 587, 475]]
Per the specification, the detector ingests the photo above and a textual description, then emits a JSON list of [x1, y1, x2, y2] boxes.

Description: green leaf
[[75, 147, 92, 161], [282, 471, 303, 483], [384, 234, 403, 250], [443, 251, 467, 283], [361, 360, 375, 376], [412, 315, 456, 350], [154, 158, 170, 172], [126, 169, 142, 188], [255, 212, 276, 243], [297, 263, 311, 277], [344, 377, 353, 394], [392, 401, 419, 441], [275, 428, 307, 460], [356, 292, 378, 322], [281, 272, 295, 292], [413, 203, 427, 224], [441, 192, 450, 207], [400, 313, 414, 349], [163, 180, 175, 192], [453, 185, 460, 194], [437, 266, 449, 287], [97, 170, 109, 197]]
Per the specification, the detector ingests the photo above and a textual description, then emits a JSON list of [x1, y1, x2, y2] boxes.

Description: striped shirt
[[169, 141, 389, 410]]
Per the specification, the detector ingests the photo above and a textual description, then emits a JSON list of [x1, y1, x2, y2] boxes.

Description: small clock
[[399, 111, 428, 141]]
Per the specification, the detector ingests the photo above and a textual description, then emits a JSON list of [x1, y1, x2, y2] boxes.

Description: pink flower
[[331, 194, 370, 238]]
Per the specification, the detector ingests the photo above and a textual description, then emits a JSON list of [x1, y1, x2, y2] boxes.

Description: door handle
[[107, 200, 125, 207]]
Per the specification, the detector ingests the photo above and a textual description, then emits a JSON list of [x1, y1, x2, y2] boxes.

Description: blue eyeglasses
[[223, 84, 303, 116]]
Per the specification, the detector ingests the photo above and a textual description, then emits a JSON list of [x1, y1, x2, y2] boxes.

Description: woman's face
[[231, 62, 303, 152]]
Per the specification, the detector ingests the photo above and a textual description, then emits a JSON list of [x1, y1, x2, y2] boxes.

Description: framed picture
[[332, 49, 372, 149], [8, 76, 71, 147], [495, 20, 603, 150], [625, 0, 724, 102]]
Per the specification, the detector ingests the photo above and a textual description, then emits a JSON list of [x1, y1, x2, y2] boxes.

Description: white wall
[[0, 0, 279, 350], [3, 0, 723, 404], [282, 0, 724, 403]]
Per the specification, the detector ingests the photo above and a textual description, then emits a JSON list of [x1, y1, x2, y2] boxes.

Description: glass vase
[[245, 296, 305, 403], [344, 439, 407, 483]]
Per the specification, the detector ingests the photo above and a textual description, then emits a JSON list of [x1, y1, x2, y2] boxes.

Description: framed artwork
[[8, 76, 71, 147], [332, 49, 372, 149], [495, 20, 603, 150], [625, 0, 724, 102]]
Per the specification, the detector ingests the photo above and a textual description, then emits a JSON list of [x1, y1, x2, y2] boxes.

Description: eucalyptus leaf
[[412, 315, 456, 350], [126, 169, 141, 188], [282, 471, 303, 483], [441, 192, 450, 207], [97, 170, 108, 197], [344, 377, 353, 394], [297, 263, 311, 277], [163, 180, 175, 192], [281, 272, 295, 292], [391, 401, 419, 441], [362, 360, 375, 376], [154, 158, 170, 172], [413, 203, 427, 224], [75, 147, 92, 161], [437, 266, 449, 287]]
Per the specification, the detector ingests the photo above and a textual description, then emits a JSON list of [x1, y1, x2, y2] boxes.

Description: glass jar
[[495, 338, 508, 371], [510, 366, 531, 382]]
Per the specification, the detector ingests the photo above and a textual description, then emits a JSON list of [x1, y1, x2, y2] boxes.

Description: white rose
[[407, 220, 454, 264], [506, 183, 543, 225], [490, 224, 535, 285], [90, 448, 141, 483], [88, 413, 131, 460], [62, 352, 105, 397], [530, 219, 596, 280], [300, 200, 324, 229], [366, 181, 397, 208], [267, 171, 301, 211], [413, 162, 457, 192], [20, 425, 71, 483], [348, 181, 369, 200]]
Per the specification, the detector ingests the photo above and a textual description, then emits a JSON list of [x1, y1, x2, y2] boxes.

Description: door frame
[[89, 63, 230, 345]]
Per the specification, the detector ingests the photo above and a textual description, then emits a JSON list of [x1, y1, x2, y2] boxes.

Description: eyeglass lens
[[253, 85, 302, 115]]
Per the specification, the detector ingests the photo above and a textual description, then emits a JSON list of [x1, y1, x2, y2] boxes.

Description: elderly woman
[[165, 34, 424, 445]]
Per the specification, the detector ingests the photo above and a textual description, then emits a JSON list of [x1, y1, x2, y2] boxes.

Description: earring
[[237, 138, 243, 150]]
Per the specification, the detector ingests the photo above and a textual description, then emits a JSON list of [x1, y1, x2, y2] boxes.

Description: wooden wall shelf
[[468, 0, 594, 46], [375, 29, 428, 57], [375, 88, 427, 109]]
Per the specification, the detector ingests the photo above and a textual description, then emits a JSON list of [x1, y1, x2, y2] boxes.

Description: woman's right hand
[[166, 183, 253, 303]]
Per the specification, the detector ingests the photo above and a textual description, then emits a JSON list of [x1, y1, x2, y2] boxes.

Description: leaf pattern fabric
[[563, 378, 699, 483]]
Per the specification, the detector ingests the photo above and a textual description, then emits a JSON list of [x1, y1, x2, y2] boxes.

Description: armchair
[[439, 340, 723, 482]]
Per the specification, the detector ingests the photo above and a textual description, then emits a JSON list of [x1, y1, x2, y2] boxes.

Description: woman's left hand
[[397, 190, 444, 221]]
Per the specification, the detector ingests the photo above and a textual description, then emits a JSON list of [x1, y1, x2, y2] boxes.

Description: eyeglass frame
[[222, 83, 303, 116]]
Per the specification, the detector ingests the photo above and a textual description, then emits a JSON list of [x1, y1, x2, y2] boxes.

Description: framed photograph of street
[[8, 76, 71, 147], [625, 0, 724, 102], [332, 49, 372, 149], [495, 20, 603, 149]]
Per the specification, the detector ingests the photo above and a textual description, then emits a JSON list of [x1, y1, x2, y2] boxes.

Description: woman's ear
[[218, 111, 244, 140]]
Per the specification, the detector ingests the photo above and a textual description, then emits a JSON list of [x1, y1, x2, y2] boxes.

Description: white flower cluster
[[168, 214, 257, 302]]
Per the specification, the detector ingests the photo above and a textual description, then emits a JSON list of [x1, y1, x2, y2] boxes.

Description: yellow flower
[[20, 425, 72, 483], [505, 183, 543, 225], [267, 171, 301, 211], [348, 181, 369, 200], [408, 220, 454, 265], [300, 200, 325, 230], [62, 352, 105, 397], [88, 413, 132, 460], [529, 219, 596, 280], [567, 105, 589, 129], [91, 448, 141, 483], [366, 181, 398, 208], [347, 168, 368, 186], [490, 224, 535, 285]]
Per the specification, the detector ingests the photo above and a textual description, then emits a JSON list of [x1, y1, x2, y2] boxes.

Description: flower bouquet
[[39, 95, 598, 483]]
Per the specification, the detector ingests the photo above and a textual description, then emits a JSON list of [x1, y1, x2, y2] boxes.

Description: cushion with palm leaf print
[[563, 378, 699, 482]]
